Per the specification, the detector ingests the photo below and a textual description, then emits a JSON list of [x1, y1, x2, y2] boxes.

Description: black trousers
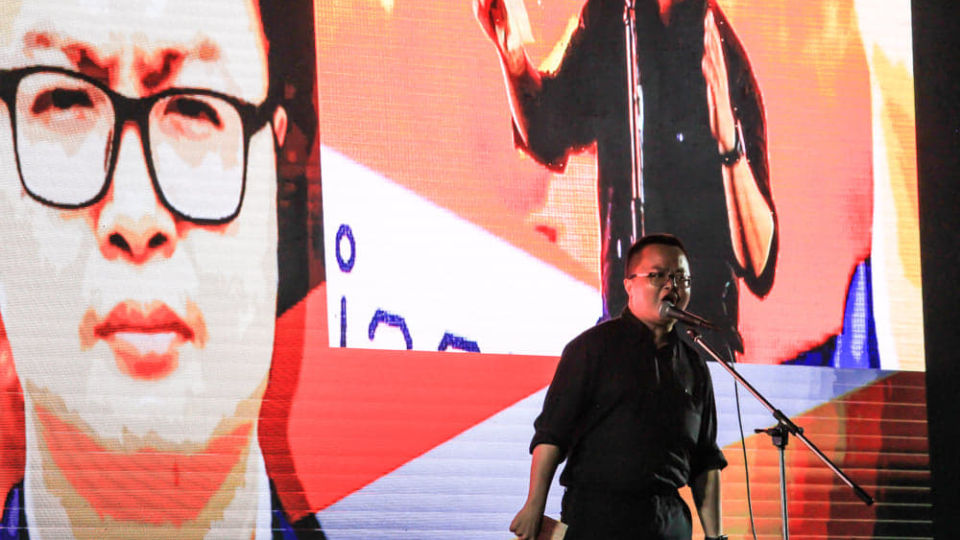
[[561, 487, 693, 540]]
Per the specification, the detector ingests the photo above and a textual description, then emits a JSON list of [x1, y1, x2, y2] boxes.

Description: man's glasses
[[627, 270, 692, 288], [0, 66, 276, 224]]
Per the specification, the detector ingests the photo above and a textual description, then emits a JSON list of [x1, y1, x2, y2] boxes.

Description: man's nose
[[96, 124, 178, 264]]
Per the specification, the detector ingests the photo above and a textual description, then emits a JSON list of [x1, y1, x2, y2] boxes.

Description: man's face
[[0, 0, 279, 448], [623, 244, 691, 331]]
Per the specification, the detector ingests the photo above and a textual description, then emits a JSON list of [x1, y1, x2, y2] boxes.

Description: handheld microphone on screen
[[659, 301, 718, 330]]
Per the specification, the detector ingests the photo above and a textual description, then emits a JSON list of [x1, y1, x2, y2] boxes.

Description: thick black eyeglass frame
[[0, 65, 277, 225]]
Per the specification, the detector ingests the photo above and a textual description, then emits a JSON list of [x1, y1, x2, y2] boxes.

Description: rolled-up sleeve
[[530, 337, 592, 456], [689, 365, 728, 482]]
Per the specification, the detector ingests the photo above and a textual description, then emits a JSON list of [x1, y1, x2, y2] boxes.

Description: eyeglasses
[[627, 270, 692, 288], [0, 66, 276, 224]]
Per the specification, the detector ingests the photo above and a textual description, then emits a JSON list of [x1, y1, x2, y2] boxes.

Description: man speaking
[[511, 234, 727, 540]]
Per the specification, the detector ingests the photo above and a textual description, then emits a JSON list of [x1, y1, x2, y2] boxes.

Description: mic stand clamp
[[685, 328, 874, 540], [753, 422, 797, 540]]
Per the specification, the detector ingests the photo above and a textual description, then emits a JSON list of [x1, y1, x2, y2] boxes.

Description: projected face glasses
[[0, 66, 276, 224]]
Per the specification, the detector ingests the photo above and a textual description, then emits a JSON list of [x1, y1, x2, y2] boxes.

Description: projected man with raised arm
[[0, 0, 323, 537], [476, 0, 777, 358], [511, 234, 726, 540]]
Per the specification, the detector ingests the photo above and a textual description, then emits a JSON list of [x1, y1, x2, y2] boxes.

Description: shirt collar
[[620, 307, 679, 348]]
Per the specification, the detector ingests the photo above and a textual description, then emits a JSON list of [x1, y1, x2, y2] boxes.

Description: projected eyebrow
[[23, 31, 116, 86], [21, 31, 223, 93], [138, 50, 186, 91]]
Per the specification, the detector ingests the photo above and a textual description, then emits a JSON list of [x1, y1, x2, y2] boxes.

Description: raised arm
[[473, 0, 543, 144], [703, 6, 777, 289]]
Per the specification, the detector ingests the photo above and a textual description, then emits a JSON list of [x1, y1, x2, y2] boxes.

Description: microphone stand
[[623, 0, 644, 241], [685, 329, 874, 539]]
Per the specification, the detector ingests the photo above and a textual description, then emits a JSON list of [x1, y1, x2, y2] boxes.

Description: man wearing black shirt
[[475, 0, 777, 359], [510, 234, 727, 540]]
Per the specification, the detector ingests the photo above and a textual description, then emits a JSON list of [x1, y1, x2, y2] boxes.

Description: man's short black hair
[[624, 233, 689, 274], [258, 0, 323, 315]]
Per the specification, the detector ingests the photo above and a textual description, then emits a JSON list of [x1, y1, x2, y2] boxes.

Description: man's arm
[[691, 468, 722, 538], [689, 344, 727, 538], [473, 0, 543, 144], [703, 8, 776, 282], [510, 443, 563, 540]]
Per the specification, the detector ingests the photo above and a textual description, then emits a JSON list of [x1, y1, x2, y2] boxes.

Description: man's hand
[[509, 501, 545, 540], [702, 9, 737, 154], [474, 0, 510, 51]]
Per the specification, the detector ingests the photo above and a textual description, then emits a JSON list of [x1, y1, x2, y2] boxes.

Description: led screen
[[0, 0, 930, 538], [320, 0, 924, 371]]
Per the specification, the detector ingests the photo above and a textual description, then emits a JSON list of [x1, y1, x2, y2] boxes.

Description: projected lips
[[88, 301, 205, 380]]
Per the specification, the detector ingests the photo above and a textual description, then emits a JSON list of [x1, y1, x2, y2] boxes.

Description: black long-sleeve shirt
[[532, 309, 727, 493]]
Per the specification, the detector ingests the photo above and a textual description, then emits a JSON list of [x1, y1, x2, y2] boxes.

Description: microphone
[[659, 301, 717, 330]]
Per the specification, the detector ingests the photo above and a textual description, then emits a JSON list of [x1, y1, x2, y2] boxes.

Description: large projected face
[[0, 0, 280, 458]]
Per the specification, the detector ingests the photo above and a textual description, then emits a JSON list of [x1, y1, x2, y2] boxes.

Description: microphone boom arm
[[685, 328, 874, 537]]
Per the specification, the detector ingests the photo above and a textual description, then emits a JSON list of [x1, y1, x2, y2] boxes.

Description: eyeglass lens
[[14, 71, 245, 222], [651, 272, 690, 287]]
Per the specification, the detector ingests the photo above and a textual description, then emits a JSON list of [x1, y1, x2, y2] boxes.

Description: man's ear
[[273, 105, 288, 148]]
